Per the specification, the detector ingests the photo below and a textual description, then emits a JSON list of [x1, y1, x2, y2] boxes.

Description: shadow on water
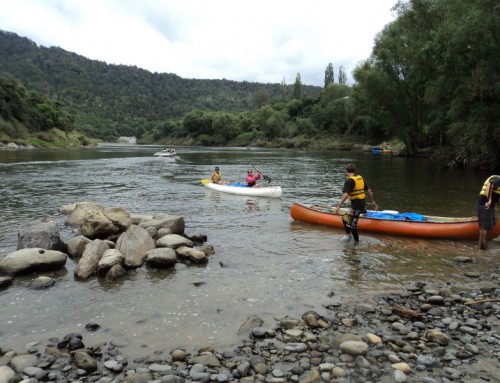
[[0, 145, 497, 356]]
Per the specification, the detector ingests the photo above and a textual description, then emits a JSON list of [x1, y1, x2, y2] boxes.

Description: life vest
[[480, 175, 500, 196], [212, 172, 222, 182], [348, 175, 366, 200]]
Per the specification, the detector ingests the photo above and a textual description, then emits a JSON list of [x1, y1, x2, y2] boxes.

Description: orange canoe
[[290, 202, 500, 240]]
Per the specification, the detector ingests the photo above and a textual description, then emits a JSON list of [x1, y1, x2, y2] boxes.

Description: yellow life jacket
[[348, 175, 366, 200], [480, 175, 500, 196], [212, 172, 222, 182]]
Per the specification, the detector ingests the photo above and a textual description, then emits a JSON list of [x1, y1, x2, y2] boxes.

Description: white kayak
[[203, 180, 282, 198], [154, 149, 176, 157]]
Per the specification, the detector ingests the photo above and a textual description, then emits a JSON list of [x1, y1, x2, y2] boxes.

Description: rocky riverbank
[[1, 265, 499, 383]]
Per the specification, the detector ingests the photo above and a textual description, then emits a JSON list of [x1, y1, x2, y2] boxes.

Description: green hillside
[[0, 30, 321, 141]]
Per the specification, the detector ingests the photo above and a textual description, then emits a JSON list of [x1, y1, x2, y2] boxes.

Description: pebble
[[1, 278, 498, 383]]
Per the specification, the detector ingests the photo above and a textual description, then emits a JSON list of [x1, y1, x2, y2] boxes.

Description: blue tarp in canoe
[[365, 211, 426, 221], [226, 182, 249, 187]]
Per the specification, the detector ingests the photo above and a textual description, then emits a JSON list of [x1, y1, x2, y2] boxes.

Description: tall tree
[[292, 73, 303, 100], [338, 65, 347, 85], [280, 77, 288, 102], [324, 63, 334, 88]]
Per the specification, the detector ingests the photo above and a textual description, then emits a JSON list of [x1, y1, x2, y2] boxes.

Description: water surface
[[0, 145, 494, 356]]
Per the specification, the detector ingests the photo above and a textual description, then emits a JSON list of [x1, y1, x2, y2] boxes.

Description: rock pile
[[0, 202, 212, 282]]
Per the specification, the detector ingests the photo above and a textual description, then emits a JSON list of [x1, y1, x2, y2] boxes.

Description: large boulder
[[78, 210, 121, 239], [156, 234, 193, 249], [65, 202, 105, 226], [17, 219, 65, 251], [0, 248, 67, 275], [67, 235, 92, 258], [116, 225, 156, 268], [103, 207, 133, 231], [97, 249, 125, 276], [139, 214, 185, 235], [175, 246, 207, 264], [74, 240, 110, 280], [145, 248, 177, 268]]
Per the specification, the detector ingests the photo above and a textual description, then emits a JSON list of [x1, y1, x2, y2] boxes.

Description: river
[[0, 144, 495, 356]]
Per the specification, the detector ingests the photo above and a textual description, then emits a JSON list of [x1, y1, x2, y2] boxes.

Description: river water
[[0, 144, 495, 357]]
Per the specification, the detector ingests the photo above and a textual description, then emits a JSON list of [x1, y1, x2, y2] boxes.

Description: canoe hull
[[154, 152, 176, 157], [205, 182, 282, 198], [290, 203, 500, 240]]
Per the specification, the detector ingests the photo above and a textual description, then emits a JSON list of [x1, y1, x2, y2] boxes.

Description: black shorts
[[343, 208, 366, 230], [477, 204, 495, 230]]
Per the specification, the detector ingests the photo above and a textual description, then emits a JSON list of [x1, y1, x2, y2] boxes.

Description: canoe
[[290, 202, 500, 240], [203, 180, 282, 198]]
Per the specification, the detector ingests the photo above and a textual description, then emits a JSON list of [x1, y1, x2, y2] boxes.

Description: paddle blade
[[201, 179, 211, 185], [263, 174, 271, 183]]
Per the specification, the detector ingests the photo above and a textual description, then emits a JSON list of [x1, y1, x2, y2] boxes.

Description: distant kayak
[[202, 180, 282, 198], [154, 149, 176, 157], [371, 147, 392, 155]]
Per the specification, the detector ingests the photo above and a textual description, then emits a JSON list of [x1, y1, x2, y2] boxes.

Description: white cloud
[[0, 0, 397, 86]]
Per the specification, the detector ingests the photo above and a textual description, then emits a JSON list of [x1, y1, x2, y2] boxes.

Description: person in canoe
[[210, 166, 225, 184], [246, 168, 261, 187], [477, 175, 500, 250], [334, 163, 377, 243]]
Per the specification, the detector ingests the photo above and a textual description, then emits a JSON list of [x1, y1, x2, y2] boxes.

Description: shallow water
[[0, 144, 495, 356]]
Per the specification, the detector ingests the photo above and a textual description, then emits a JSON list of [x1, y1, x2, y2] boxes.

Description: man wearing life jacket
[[334, 163, 377, 243], [477, 175, 500, 250]]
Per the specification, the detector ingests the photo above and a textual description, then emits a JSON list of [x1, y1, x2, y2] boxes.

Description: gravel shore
[[1, 264, 499, 383]]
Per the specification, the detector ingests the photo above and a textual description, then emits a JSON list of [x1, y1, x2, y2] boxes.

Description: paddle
[[252, 165, 271, 183]]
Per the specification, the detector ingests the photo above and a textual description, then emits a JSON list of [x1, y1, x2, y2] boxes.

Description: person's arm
[[485, 182, 493, 209], [335, 192, 350, 214], [366, 188, 378, 211]]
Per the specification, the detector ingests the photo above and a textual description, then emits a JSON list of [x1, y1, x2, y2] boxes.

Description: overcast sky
[[0, 0, 397, 86]]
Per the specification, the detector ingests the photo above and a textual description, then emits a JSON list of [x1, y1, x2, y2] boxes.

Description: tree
[[279, 77, 288, 102], [324, 63, 334, 88], [292, 73, 303, 100], [338, 65, 347, 85], [252, 89, 270, 109]]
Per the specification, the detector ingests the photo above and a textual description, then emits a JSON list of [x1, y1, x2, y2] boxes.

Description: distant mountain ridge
[[0, 30, 322, 140]]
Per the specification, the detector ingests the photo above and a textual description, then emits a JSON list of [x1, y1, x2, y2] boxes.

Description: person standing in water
[[477, 175, 500, 250], [334, 163, 377, 243]]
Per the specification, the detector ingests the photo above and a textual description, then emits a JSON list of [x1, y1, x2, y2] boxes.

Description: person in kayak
[[246, 169, 261, 187], [334, 163, 377, 243], [477, 175, 500, 250], [210, 166, 225, 184]]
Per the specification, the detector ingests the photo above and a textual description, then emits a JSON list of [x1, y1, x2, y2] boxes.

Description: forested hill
[[0, 30, 321, 140]]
